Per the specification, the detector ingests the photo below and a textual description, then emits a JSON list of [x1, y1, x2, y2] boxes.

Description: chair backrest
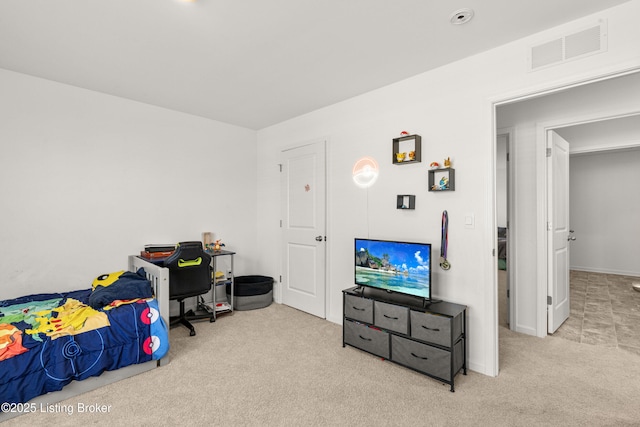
[[163, 241, 212, 300]]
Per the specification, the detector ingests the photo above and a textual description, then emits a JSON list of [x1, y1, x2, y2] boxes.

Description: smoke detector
[[450, 8, 474, 25]]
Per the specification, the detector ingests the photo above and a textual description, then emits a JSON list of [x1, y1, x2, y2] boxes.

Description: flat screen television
[[354, 238, 432, 301]]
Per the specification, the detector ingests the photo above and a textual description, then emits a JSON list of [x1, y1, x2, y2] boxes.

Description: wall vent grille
[[528, 20, 607, 71]]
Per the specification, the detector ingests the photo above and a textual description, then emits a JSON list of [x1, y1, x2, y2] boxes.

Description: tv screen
[[354, 238, 432, 300]]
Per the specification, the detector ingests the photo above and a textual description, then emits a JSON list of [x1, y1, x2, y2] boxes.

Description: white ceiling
[[557, 113, 640, 154], [0, 0, 632, 130]]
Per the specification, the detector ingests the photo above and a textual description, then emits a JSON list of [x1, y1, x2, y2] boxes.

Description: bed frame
[[0, 256, 170, 422]]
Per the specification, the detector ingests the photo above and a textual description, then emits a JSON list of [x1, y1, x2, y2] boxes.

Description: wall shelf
[[396, 195, 416, 210], [392, 134, 421, 164], [428, 168, 455, 191]]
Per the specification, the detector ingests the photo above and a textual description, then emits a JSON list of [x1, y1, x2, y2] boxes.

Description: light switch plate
[[465, 213, 475, 229]]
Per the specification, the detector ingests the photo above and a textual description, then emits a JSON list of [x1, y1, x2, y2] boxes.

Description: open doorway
[[551, 117, 640, 348], [495, 71, 640, 356]]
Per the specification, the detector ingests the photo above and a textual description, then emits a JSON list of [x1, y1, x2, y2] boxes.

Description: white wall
[[0, 69, 259, 300], [570, 148, 640, 276], [256, 1, 640, 376]]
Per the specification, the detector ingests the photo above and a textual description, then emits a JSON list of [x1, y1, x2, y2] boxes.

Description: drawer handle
[[358, 335, 372, 342], [352, 306, 366, 311], [410, 352, 429, 360], [383, 314, 399, 320], [421, 325, 440, 332]]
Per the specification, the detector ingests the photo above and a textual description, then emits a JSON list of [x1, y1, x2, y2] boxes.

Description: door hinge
[[547, 295, 552, 305], [506, 152, 509, 162], [279, 164, 282, 172], [546, 148, 552, 157], [279, 220, 282, 228], [492, 248, 496, 256], [279, 275, 282, 283], [507, 289, 510, 298]]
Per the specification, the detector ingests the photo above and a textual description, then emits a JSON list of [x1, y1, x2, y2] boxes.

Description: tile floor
[[553, 270, 640, 356]]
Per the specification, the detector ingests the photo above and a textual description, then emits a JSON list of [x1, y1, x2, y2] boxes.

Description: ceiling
[[0, 0, 632, 130], [557, 113, 640, 154]]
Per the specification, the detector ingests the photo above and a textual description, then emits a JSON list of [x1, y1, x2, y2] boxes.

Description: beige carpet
[[4, 303, 640, 426]]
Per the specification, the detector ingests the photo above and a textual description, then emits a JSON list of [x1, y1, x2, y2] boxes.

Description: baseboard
[[570, 266, 640, 277]]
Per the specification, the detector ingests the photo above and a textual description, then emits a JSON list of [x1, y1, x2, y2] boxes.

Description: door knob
[[315, 235, 323, 242], [567, 236, 576, 241]]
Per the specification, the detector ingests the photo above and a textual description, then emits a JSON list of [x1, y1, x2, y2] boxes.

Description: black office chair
[[164, 241, 213, 336]]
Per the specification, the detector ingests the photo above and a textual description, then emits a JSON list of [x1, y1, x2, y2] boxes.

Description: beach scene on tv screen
[[355, 239, 430, 298]]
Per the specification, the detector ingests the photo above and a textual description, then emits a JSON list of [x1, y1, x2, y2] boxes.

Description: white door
[[547, 130, 571, 333], [281, 141, 326, 318]]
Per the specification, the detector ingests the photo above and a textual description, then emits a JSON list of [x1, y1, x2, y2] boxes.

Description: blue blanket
[[0, 285, 169, 405]]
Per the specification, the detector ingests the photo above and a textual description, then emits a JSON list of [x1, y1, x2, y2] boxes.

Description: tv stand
[[342, 286, 467, 392], [423, 298, 442, 308]]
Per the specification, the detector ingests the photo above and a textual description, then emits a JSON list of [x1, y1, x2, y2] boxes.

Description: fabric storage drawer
[[344, 295, 374, 323], [410, 311, 454, 347], [344, 319, 390, 359], [374, 301, 409, 334], [391, 335, 451, 381]]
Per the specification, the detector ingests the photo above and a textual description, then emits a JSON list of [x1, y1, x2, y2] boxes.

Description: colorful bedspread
[[0, 269, 169, 405]]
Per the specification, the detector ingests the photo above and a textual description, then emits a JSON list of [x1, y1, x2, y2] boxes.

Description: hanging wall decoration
[[440, 210, 451, 270]]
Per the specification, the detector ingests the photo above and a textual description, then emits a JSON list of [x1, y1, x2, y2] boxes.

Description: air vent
[[531, 39, 564, 70], [528, 20, 607, 71]]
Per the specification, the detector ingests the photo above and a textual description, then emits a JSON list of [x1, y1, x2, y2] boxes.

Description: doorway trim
[[489, 63, 640, 375]]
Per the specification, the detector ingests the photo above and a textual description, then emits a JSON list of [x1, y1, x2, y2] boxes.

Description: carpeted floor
[[4, 300, 640, 426]]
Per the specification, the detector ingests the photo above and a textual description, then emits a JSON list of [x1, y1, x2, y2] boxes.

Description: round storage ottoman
[[226, 275, 274, 311]]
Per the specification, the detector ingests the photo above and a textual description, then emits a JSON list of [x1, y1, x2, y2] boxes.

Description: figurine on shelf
[[431, 176, 449, 191], [408, 150, 416, 161], [213, 239, 225, 252], [429, 161, 440, 169], [444, 157, 451, 168], [396, 152, 406, 162], [400, 131, 410, 136], [439, 176, 449, 190]]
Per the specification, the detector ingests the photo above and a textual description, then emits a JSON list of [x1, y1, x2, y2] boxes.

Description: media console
[[342, 286, 467, 392]]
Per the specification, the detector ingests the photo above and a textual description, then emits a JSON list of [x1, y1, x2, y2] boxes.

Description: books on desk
[[141, 244, 175, 260], [140, 250, 174, 260], [144, 244, 176, 253]]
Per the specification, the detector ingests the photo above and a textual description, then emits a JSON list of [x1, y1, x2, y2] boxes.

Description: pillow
[[89, 268, 153, 309], [92, 270, 125, 290]]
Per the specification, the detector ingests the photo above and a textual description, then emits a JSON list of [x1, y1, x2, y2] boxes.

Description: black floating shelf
[[396, 195, 416, 210], [428, 168, 455, 192], [392, 134, 421, 164]]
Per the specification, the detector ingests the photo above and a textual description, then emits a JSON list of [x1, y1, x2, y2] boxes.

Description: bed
[[0, 256, 169, 421]]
